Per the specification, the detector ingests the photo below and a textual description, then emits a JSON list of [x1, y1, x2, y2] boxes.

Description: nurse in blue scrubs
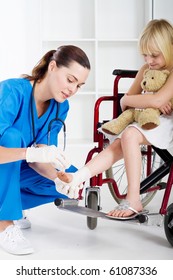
[[0, 45, 90, 255]]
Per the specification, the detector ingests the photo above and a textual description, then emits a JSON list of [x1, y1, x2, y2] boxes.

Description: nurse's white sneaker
[[14, 216, 31, 229], [0, 225, 34, 255]]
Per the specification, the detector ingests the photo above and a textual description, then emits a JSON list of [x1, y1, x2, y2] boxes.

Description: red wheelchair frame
[[82, 69, 173, 246]]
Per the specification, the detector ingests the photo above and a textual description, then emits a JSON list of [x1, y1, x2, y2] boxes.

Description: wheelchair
[[83, 69, 173, 247]]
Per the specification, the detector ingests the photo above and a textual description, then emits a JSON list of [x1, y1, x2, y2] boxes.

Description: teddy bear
[[101, 69, 172, 135]]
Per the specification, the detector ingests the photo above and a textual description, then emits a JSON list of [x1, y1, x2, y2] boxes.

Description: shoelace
[[4, 226, 26, 243]]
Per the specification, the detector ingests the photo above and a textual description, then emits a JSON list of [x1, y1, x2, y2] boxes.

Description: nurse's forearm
[[0, 146, 58, 180], [29, 162, 58, 181], [0, 146, 26, 164]]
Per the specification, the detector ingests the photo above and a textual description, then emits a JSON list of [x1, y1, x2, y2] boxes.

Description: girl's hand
[[159, 101, 172, 115]]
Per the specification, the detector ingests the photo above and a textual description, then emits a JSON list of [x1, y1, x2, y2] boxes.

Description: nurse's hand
[[54, 174, 83, 199], [26, 145, 71, 170]]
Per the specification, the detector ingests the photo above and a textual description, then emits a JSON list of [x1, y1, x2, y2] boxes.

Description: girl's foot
[[107, 199, 143, 217], [55, 167, 91, 199], [55, 171, 81, 199], [57, 171, 73, 183]]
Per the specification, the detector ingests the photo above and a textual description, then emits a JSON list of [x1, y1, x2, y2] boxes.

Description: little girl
[[54, 19, 173, 218]]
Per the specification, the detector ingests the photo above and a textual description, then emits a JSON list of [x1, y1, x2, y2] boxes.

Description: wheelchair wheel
[[164, 203, 173, 247], [105, 145, 162, 207], [86, 190, 99, 230]]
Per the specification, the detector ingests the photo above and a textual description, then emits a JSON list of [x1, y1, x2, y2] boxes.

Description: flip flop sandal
[[106, 209, 149, 220], [105, 200, 148, 220]]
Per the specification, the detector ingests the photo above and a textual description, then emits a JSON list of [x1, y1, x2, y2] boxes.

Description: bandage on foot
[[57, 171, 73, 183]]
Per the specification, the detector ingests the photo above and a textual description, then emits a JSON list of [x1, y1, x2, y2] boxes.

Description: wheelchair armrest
[[93, 69, 138, 143], [113, 69, 138, 78], [94, 95, 117, 142]]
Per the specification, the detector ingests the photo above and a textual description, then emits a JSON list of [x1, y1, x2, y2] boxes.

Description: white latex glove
[[54, 174, 83, 199], [26, 145, 71, 170], [54, 167, 91, 199]]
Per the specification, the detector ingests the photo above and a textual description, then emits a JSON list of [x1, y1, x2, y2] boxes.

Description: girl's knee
[[121, 127, 140, 143]]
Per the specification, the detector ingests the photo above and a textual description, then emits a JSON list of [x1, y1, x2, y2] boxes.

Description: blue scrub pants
[[0, 128, 77, 220]]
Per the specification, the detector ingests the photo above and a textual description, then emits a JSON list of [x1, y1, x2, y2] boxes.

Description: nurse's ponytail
[[22, 45, 90, 82]]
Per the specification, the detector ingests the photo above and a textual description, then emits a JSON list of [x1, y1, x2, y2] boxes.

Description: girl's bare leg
[[108, 127, 150, 217], [86, 138, 123, 176], [57, 138, 123, 184], [57, 131, 151, 218]]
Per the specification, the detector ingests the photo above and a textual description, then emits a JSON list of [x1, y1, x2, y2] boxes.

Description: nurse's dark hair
[[23, 45, 90, 81]]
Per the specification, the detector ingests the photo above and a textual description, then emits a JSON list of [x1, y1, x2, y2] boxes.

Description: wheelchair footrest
[[54, 199, 148, 224], [54, 198, 106, 218], [54, 198, 79, 207]]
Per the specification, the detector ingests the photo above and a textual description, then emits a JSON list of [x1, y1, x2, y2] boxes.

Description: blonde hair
[[139, 19, 173, 68]]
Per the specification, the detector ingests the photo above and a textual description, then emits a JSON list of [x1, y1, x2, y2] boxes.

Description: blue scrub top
[[0, 78, 69, 147], [0, 78, 77, 217]]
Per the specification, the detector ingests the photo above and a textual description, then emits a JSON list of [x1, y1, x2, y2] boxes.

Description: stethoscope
[[30, 80, 66, 150]]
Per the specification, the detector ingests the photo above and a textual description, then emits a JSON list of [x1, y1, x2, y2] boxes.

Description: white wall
[[0, 0, 172, 82], [0, 0, 41, 80], [0, 0, 26, 79], [153, 0, 173, 22]]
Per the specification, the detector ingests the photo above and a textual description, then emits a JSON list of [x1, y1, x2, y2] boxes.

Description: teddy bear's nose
[[143, 81, 146, 86]]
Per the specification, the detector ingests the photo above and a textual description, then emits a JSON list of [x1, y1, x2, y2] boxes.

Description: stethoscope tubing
[[30, 80, 66, 150]]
